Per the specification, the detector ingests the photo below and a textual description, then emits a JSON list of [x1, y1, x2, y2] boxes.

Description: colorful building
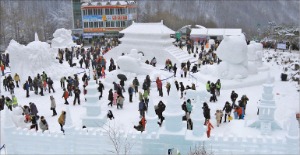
[[81, 1, 137, 38]]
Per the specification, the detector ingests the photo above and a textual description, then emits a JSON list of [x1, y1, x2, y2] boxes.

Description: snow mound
[[216, 35, 248, 79], [51, 28, 76, 48], [7, 39, 78, 82], [116, 49, 154, 75]]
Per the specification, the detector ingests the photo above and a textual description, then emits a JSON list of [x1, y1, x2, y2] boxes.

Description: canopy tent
[[190, 28, 242, 39]]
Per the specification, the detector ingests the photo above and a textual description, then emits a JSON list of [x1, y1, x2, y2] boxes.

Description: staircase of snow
[[165, 46, 197, 64]]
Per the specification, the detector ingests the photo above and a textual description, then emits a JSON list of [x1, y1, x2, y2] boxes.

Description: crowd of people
[[0, 36, 253, 138]]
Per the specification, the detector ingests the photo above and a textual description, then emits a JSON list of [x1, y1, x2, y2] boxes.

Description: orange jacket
[[63, 91, 69, 99], [207, 121, 214, 131]]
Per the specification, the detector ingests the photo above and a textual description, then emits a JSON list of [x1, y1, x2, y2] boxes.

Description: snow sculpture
[[51, 28, 76, 48], [7, 39, 77, 82], [249, 76, 281, 134], [82, 78, 106, 127], [191, 96, 205, 137], [285, 115, 300, 154], [164, 80, 184, 132], [184, 89, 210, 103], [247, 41, 264, 74], [65, 106, 75, 133], [216, 35, 248, 79], [145, 94, 159, 134], [116, 49, 154, 75]]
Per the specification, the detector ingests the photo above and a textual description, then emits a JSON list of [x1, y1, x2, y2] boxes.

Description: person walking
[[23, 81, 30, 98], [62, 88, 69, 105], [180, 82, 185, 99], [173, 63, 177, 77], [186, 99, 193, 115], [156, 77, 163, 97], [50, 95, 57, 116], [132, 77, 139, 95], [107, 89, 113, 107], [223, 101, 232, 123], [215, 79, 221, 96], [155, 101, 166, 127], [98, 81, 104, 100], [58, 111, 66, 133], [47, 77, 55, 93], [128, 85, 134, 103], [166, 82, 171, 96], [139, 99, 146, 118], [13, 73, 20, 88], [206, 120, 214, 138], [73, 87, 81, 105]]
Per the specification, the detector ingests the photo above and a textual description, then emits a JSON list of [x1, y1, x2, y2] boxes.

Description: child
[[206, 120, 214, 138], [101, 67, 105, 78], [215, 110, 222, 127], [134, 116, 146, 133]]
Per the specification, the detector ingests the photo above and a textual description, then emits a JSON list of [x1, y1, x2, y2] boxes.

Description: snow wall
[[3, 119, 299, 155]]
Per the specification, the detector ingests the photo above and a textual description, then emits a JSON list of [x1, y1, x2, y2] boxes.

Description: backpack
[[23, 83, 26, 90]]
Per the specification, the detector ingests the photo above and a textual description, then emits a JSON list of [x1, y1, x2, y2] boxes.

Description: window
[[116, 21, 121, 27], [84, 22, 88, 28], [89, 22, 94, 28], [99, 21, 104, 27], [105, 9, 110, 15], [88, 9, 92, 15], [98, 9, 102, 15], [110, 8, 115, 15], [121, 21, 126, 27], [111, 21, 115, 27], [94, 22, 99, 28], [106, 21, 111, 27]]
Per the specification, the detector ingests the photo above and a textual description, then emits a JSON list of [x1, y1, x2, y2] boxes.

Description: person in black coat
[[179, 82, 185, 98], [173, 63, 177, 77], [155, 101, 166, 127], [223, 101, 232, 123], [181, 101, 188, 114], [120, 79, 125, 92], [202, 102, 210, 125], [230, 91, 238, 105], [0, 95, 5, 111], [47, 77, 55, 93], [107, 110, 114, 120], [29, 102, 38, 117], [210, 83, 217, 102], [108, 89, 113, 107], [28, 76, 33, 91], [174, 80, 179, 91], [30, 115, 38, 131], [73, 87, 81, 105], [98, 81, 104, 100]]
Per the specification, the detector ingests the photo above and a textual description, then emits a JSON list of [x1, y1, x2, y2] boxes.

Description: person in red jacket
[[235, 106, 243, 119], [206, 119, 214, 138], [62, 88, 69, 105], [134, 116, 147, 133], [1, 64, 5, 76], [156, 77, 163, 97]]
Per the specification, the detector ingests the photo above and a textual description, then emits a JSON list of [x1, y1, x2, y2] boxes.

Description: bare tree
[[99, 121, 135, 155], [189, 142, 214, 155]]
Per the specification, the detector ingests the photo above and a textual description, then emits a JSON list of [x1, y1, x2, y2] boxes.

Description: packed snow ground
[[0, 46, 299, 154]]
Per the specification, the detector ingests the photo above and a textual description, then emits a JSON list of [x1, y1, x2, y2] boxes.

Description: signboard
[[277, 43, 286, 50], [82, 15, 102, 22], [84, 28, 123, 33]]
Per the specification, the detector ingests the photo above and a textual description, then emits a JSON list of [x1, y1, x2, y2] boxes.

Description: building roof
[[120, 21, 175, 34], [191, 28, 242, 36], [82, 1, 135, 7]]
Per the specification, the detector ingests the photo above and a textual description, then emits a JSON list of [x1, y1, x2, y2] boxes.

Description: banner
[[82, 15, 102, 22], [277, 43, 286, 50]]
